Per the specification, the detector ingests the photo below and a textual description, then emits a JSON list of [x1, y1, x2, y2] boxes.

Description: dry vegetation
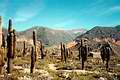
[[0, 18, 120, 80]]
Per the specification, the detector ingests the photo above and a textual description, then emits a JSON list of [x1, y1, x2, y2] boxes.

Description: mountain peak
[[76, 25, 120, 40]]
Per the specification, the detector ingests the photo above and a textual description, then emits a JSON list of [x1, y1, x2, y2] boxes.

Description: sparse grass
[[1, 46, 120, 80], [13, 57, 30, 66]]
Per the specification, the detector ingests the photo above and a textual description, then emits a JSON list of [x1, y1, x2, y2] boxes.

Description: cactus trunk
[[30, 46, 35, 73], [13, 29, 16, 58], [7, 19, 14, 73], [63, 44, 67, 63], [7, 32, 13, 73], [60, 42, 63, 61], [40, 40, 44, 59], [23, 41, 26, 56], [33, 30, 37, 61]]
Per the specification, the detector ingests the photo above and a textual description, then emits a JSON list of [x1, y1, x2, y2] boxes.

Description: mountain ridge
[[2, 26, 87, 46], [76, 25, 120, 40]]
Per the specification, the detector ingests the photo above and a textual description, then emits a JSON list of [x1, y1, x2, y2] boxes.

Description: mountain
[[17, 26, 87, 46], [74, 25, 120, 57], [66, 29, 87, 37], [76, 25, 120, 40]]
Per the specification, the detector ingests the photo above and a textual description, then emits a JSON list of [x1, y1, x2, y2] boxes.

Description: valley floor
[[0, 48, 120, 80]]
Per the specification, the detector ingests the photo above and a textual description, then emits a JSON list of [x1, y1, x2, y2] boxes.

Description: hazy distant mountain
[[76, 25, 120, 40], [17, 26, 87, 46]]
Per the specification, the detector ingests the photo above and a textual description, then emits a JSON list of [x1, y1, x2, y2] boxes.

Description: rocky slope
[[76, 25, 120, 40], [3, 26, 86, 46]]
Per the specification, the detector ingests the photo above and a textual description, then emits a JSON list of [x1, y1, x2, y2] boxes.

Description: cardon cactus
[[1, 33, 6, 48], [78, 40, 83, 60], [33, 30, 37, 61], [6, 19, 15, 73], [7, 32, 14, 73], [23, 41, 26, 56], [30, 46, 35, 73], [40, 40, 44, 59], [8, 19, 12, 33], [60, 42, 63, 61], [13, 29, 16, 58], [100, 42, 111, 71], [79, 39, 88, 70], [63, 44, 67, 63]]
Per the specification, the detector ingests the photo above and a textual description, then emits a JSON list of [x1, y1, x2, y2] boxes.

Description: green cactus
[[13, 29, 16, 58], [63, 44, 67, 63], [79, 39, 88, 70], [78, 40, 83, 60], [23, 41, 26, 56], [8, 19, 12, 33], [7, 32, 14, 73], [1, 33, 5, 49], [60, 42, 63, 61], [30, 46, 35, 73], [40, 40, 44, 59], [33, 30, 37, 61]]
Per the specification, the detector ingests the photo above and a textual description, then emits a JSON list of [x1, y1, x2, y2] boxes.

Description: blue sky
[[0, 0, 120, 31]]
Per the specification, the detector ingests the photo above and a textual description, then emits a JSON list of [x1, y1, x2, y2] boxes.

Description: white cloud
[[53, 19, 76, 28], [98, 6, 120, 16], [14, 9, 39, 22], [13, 0, 44, 23], [110, 6, 120, 11]]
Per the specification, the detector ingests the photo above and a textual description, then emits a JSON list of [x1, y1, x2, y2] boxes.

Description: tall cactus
[[23, 41, 26, 56], [100, 42, 111, 71], [40, 40, 44, 59], [30, 46, 35, 73], [79, 40, 83, 60], [13, 29, 16, 58], [60, 42, 63, 61], [63, 44, 67, 63], [8, 19, 12, 33], [7, 32, 14, 73], [7, 19, 14, 73], [33, 30, 37, 61], [79, 39, 88, 70], [66, 48, 68, 59], [1, 33, 5, 49]]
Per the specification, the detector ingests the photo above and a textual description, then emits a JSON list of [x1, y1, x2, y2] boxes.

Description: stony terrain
[[1, 25, 120, 80], [0, 43, 120, 80]]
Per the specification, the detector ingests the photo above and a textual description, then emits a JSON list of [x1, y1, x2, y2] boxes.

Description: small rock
[[98, 77, 107, 80]]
